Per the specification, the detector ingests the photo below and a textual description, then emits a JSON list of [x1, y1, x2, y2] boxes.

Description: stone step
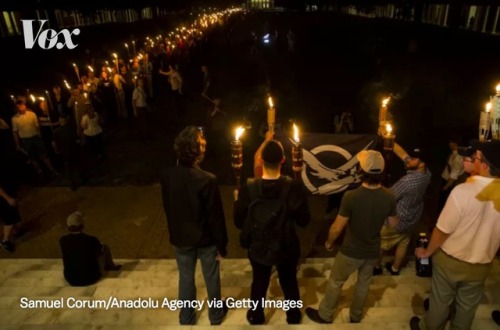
[[0, 258, 498, 328], [0, 304, 499, 329]]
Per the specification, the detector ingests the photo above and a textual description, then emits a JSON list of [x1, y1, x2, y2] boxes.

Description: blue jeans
[[174, 245, 224, 325]]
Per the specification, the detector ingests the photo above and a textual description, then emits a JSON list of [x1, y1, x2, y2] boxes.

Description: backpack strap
[[248, 177, 293, 204]]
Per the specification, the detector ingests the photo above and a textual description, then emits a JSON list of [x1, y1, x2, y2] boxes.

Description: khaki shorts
[[380, 225, 410, 251]]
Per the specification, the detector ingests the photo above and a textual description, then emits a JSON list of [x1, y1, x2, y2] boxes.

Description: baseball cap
[[67, 211, 83, 227], [261, 140, 284, 164], [458, 146, 475, 158], [357, 150, 385, 174], [470, 140, 500, 168]]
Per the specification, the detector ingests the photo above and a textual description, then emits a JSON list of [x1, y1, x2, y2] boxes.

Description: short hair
[[174, 126, 204, 166], [360, 171, 383, 185], [482, 154, 500, 177]]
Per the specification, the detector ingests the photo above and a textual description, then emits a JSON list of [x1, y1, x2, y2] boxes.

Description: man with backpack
[[233, 139, 310, 325], [306, 150, 398, 324]]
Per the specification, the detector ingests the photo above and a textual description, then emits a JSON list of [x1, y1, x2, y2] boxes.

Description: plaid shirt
[[391, 168, 431, 233]]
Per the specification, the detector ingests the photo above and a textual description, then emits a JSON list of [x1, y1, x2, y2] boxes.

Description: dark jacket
[[161, 164, 228, 256], [233, 176, 310, 261], [60, 233, 102, 286]]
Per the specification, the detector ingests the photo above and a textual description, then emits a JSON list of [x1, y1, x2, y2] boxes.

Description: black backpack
[[240, 177, 294, 266]]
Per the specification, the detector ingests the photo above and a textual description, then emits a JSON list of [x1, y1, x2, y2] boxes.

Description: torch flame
[[496, 84, 500, 93], [72, 63, 76, 67], [124, 43, 128, 48], [382, 97, 390, 107], [38, 97, 45, 101], [385, 123, 393, 134], [112, 53, 117, 59], [268, 96, 274, 108], [30, 94, 35, 103], [486, 102, 492, 112], [87, 66, 94, 72], [293, 124, 300, 143], [235, 126, 245, 141]]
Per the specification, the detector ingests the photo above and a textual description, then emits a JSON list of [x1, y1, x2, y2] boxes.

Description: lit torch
[[231, 126, 245, 188], [379, 96, 390, 129], [267, 96, 275, 134], [291, 123, 303, 178], [124, 43, 130, 57], [383, 123, 395, 151], [72, 63, 81, 82], [112, 53, 119, 71]]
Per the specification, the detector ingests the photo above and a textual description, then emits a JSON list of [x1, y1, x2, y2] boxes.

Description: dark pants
[[84, 133, 105, 158], [248, 258, 302, 324]]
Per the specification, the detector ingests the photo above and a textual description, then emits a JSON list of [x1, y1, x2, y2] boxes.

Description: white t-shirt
[[441, 150, 464, 181], [438, 176, 500, 264], [81, 113, 102, 136], [133, 87, 147, 108]]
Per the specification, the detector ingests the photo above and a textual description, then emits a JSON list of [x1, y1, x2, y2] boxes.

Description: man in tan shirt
[[12, 100, 58, 176]]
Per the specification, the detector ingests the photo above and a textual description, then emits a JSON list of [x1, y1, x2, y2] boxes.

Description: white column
[[482, 6, 490, 32], [493, 6, 500, 34], [444, 4, 449, 26]]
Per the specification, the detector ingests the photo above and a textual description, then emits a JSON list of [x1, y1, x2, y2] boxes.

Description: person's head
[[405, 157, 422, 170], [449, 135, 461, 151], [357, 150, 385, 185], [137, 78, 144, 88], [201, 65, 208, 73], [84, 103, 95, 115], [88, 71, 95, 79], [458, 147, 476, 175], [260, 140, 285, 172], [53, 85, 61, 94], [15, 100, 27, 114], [66, 211, 84, 233], [174, 126, 206, 166], [39, 100, 49, 114], [471, 140, 500, 178]]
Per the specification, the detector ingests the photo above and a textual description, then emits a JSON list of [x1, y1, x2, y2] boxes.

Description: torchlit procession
[[0, 1, 499, 328]]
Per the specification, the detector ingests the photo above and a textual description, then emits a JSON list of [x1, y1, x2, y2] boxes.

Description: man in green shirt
[[306, 150, 398, 324]]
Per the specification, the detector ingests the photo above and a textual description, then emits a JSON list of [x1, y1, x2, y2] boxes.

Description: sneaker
[[373, 266, 383, 276], [492, 310, 500, 326], [1, 240, 15, 253], [410, 316, 421, 330], [385, 262, 400, 275], [305, 307, 331, 324]]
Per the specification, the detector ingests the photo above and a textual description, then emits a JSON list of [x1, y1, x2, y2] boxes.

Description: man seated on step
[[374, 145, 431, 275], [60, 211, 121, 286]]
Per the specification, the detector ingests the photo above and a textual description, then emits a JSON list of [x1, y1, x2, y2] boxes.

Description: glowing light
[[235, 126, 245, 140]]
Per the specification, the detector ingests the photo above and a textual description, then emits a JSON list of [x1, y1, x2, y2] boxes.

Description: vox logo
[[21, 20, 80, 50]]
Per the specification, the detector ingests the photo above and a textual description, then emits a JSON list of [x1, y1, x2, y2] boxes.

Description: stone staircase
[[0, 258, 498, 329]]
